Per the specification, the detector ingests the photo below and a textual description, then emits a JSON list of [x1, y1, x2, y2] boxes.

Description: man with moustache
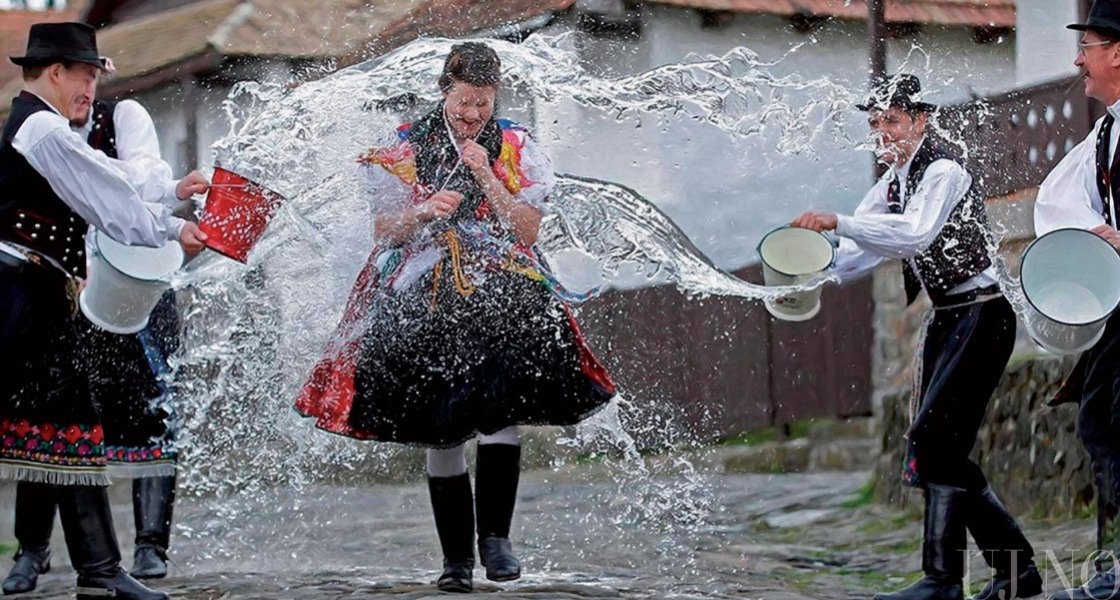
[[792, 73, 1040, 600], [1034, 2, 1120, 599], [0, 22, 207, 600]]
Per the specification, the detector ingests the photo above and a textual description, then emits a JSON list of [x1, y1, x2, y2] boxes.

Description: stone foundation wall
[[872, 355, 1092, 519]]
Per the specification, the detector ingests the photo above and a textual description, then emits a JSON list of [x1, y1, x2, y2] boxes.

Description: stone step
[[807, 417, 876, 443], [721, 437, 879, 475]]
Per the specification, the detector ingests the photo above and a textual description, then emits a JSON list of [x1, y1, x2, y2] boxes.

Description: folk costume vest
[[1095, 114, 1120, 227], [886, 141, 992, 305], [0, 92, 90, 277]]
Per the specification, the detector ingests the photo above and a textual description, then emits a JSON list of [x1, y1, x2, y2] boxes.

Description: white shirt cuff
[[166, 217, 186, 242], [835, 215, 854, 238], [164, 178, 181, 204]]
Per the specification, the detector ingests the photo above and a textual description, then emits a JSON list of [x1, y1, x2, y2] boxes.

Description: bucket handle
[[758, 225, 839, 273]]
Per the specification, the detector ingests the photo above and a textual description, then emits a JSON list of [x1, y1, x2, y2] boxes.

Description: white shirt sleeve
[[13, 111, 184, 247], [1035, 125, 1107, 236], [834, 159, 973, 260], [832, 238, 885, 282], [828, 181, 888, 282], [511, 132, 554, 213], [109, 99, 180, 206]]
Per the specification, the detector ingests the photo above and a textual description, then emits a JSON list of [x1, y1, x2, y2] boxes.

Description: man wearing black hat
[[1, 97, 192, 594], [0, 21, 208, 600], [1034, 3, 1120, 599], [792, 73, 1040, 600]]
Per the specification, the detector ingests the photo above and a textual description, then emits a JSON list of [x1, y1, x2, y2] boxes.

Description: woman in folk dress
[[296, 42, 616, 593]]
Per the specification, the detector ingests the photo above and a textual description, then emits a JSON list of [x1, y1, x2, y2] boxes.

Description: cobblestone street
[[0, 468, 1100, 599]]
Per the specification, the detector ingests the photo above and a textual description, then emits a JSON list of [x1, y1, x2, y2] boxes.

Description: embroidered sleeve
[[513, 133, 555, 212], [491, 126, 555, 213], [357, 139, 418, 216]]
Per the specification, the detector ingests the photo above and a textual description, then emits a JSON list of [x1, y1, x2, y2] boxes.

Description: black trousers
[[1078, 310, 1120, 553], [905, 295, 1017, 490]]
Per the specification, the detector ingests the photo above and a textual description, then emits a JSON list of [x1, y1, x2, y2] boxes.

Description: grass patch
[[773, 567, 820, 594], [857, 510, 920, 535], [1028, 499, 1096, 523], [842, 478, 876, 509], [872, 538, 922, 555], [1073, 500, 1096, 521], [840, 568, 909, 589], [718, 418, 817, 447], [0, 540, 14, 557], [777, 563, 910, 593]]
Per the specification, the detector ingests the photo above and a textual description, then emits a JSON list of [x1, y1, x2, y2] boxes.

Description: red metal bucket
[[199, 167, 284, 263]]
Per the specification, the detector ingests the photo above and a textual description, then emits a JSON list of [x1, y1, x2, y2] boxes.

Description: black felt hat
[[1069, 0, 1120, 39], [856, 73, 937, 113], [10, 22, 111, 71]]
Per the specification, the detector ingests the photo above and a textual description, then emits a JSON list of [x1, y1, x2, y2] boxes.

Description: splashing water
[[167, 33, 868, 571]]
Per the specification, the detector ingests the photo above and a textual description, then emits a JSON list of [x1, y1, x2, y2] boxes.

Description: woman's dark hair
[[438, 42, 501, 92]]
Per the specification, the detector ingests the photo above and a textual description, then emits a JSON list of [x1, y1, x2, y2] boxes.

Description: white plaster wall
[[132, 83, 190, 174], [1016, 0, 1080, 87], [533, 6, 1017, 270]]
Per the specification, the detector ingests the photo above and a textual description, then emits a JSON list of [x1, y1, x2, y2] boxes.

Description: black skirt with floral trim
[[348, 268, 615, 448], [0, 256, 108, 485], [78, 291, 180, 478]]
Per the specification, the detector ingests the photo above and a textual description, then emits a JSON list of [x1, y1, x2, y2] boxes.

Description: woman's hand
[[460, 140, 492, 179], [417, 191, 463, 222]]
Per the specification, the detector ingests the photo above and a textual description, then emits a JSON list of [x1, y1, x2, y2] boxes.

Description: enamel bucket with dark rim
[[1020, 228, 1120, 354]]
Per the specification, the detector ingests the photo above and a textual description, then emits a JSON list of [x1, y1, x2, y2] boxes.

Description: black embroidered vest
[[0, 92, 90, 277], [87, 99, 118, 160], [887, 141, 993, 305], [1095, 114, 1118, 226]]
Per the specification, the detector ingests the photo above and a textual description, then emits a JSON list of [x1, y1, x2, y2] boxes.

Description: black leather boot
[[428, 473, 475, 593], [475, 443, 522, 582], [2, 482, 56, 595], [1049, 566, 1120, 600], [874, 485, 968, 600], [968, 487, 1043, 599], [131, 476, 175, 579], [56, 485, 168, 600], [1049, 511, 1120, 599], [1050, 456, 1120, 600]]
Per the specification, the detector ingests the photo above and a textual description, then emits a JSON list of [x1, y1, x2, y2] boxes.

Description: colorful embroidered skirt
[[0, 257, 108, 485], [297, 261, 616, 448], [79, 292, 180, 478]]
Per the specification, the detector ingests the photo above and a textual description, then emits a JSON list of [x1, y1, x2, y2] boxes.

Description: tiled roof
[[647, 0, 1016, 28], [92, 0, 573, 93]]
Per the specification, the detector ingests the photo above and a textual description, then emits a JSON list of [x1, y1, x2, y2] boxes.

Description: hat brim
[[10, 55, 111, 71], [856, 101, 938, 113], [1068, 23, 1120, 38]]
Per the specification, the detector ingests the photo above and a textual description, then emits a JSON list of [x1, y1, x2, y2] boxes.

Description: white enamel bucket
[[1020, 228, 1120, 354], [78, 229, 184, 335], [758, 226, 836, 322]]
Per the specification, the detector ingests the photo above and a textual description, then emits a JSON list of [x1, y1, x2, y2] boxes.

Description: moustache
[[1067, 71, 1089, 95]]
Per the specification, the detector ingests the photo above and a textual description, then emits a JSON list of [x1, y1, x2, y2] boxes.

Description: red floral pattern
[[0, 419, 106, 469], [105, 445, 177, 464]]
